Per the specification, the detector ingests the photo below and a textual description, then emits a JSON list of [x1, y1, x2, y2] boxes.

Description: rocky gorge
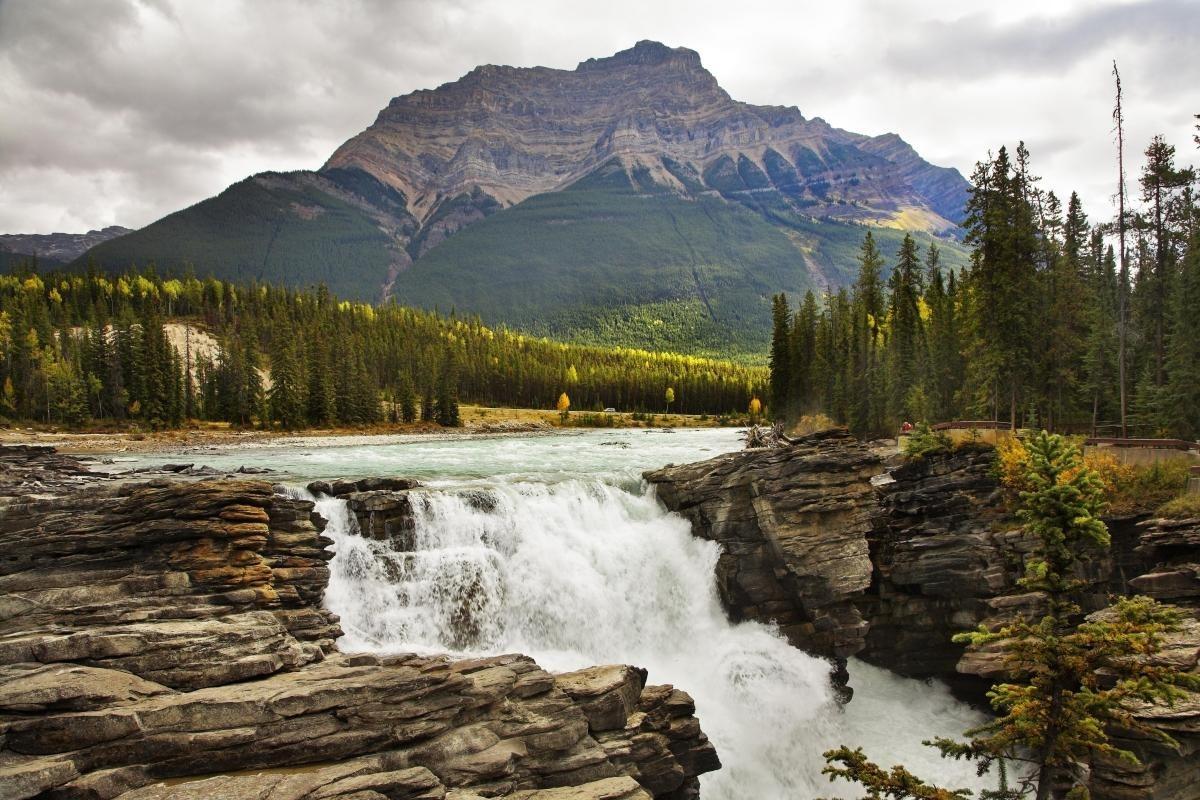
[[3, 428, 1196, 800], [0, 447, 718, 800], [645, 429, 1200, 799]]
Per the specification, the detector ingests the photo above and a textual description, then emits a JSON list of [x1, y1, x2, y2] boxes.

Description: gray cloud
[[0, 0, 1196, 234], [880, 1, 1200, 80]]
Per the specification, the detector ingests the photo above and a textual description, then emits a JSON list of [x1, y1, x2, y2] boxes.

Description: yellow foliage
[[556, 392, 570, 413], [1068, 450, 1133, 500], [995, 436, 1033, 493], [132, 276, 157, 296], [995, 435, 1183, 515]]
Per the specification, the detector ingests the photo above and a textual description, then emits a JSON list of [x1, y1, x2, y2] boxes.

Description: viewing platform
[[1083, 437, 1200, 466]]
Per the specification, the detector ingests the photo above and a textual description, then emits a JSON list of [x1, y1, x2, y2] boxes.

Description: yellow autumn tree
[[556, 392, 570, 423]]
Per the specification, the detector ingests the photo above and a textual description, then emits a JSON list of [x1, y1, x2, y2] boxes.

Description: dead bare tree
[[1113, 60, 1129, 439]]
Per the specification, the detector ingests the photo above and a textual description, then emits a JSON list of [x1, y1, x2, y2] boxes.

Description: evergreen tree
[[421, 384, 435, 423], [941, 433, 1200, 799], [1082, 241, 1120, 435], [1164, 229, 1200, 437], [397, 372, 417, 424], [789, 290, 818, 412], [850, 232, 888, 437], [887, 233, 926, 422], [924, 246, 963, 421], [269, 331, 306, 430], [769, 293, 792, 418], [1041, 192, 1089, 430], [43, 349, 87, 425], [1138, 136, 1195, 387], [434, 353, 460, 427], [962, 146, 1041, 428], [306, 334, 337, 427]]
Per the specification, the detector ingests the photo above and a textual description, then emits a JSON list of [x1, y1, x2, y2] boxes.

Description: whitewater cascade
[[312, 479, 987, 798]]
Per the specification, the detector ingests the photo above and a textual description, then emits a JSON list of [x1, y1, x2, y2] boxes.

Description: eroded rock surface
[[647, 428, 881, 659], [0, 449, 717, 800]]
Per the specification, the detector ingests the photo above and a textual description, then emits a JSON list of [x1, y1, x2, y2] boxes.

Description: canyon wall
[[646, 430, 1200, 799]]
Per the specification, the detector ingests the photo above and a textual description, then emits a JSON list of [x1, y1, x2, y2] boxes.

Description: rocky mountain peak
[[577, 39, 705, 71], [324, 40, 966, 239]]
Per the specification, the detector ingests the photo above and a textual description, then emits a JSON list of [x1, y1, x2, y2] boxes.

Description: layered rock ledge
[[0, 449, 718, 800], [645, 429, 1200, 800]]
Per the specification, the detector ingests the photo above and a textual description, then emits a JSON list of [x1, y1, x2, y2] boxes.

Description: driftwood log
[[742, 422, 795, 449]]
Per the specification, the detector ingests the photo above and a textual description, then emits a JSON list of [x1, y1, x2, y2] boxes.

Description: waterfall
[[313, 481, 989, 798]]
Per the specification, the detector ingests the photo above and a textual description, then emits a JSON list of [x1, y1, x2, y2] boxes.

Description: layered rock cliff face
[[0, 452, 718, 800], [644, 429, 883, 660], [646, 430, 1200, 800], [327, 40, 967, 235]]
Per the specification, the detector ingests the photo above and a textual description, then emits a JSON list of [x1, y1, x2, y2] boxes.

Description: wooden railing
[[930, 421, 1013, 432]]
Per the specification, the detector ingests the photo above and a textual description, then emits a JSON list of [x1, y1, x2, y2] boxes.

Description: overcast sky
[[1, 0, 1197, 234]]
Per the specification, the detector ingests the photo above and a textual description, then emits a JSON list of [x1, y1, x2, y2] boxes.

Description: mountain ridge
[[73, 41, 971, 357], [1, 225, 132, 266]]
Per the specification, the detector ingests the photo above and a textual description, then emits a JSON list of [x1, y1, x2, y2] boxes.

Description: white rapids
[[127, 428, 989, 797]]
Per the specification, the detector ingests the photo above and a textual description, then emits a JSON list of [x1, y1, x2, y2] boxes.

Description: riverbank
[[0, 405, 735, 455]]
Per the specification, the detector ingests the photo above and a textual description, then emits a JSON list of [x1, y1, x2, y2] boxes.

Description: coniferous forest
[[0, 268, 767, 429], [769, 134, 1200, 440]]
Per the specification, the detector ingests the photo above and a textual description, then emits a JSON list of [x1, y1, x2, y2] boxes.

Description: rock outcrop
[[0, 446, 98, 497], [0, 451, 718, 800], [645, 429, 882, 660], [646, 430, 1199, 800]]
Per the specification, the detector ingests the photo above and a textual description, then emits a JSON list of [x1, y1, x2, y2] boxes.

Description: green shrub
[[902, 423, 951, 460]]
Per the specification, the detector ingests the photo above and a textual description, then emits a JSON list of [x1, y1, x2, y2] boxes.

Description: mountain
[[75, 41, 971, 358], [2, 226, 132, 267]]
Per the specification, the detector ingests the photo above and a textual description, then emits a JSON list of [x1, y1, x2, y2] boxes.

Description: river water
[[111, 428, 988, 798]]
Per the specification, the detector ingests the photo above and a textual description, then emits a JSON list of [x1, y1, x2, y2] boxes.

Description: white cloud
[[0, 0, 1195, 233]]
